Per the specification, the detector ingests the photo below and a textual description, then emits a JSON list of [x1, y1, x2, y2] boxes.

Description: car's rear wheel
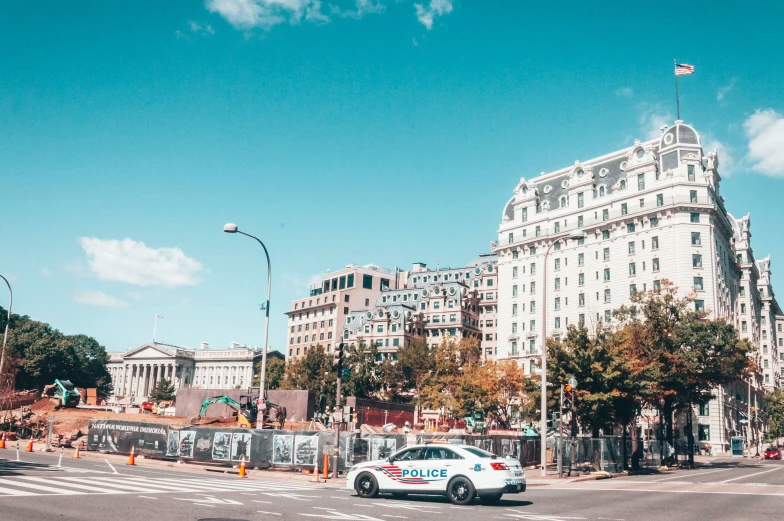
[[447, 477, 475, 505], [479, 493, 503, 504], [355, 472, 379, 498]]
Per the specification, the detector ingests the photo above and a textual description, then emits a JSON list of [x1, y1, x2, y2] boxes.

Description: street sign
[[333, 410, 343, 422]]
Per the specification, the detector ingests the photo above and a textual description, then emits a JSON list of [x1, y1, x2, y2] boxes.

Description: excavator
[[192, 394, 287, 429], [464, 411, 488, 434], [41, 379, 81, 408]]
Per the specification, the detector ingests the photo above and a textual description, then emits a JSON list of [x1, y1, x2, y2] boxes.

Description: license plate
[[514, 471, 523, 477]]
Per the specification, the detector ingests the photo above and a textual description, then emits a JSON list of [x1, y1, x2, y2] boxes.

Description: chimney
[[412, 262, 427, 273], [200, 342, 208, 350]]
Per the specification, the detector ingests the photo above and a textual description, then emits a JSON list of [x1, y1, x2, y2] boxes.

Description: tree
[[148, 379, 176, 401], [494, 360, 527, 428], [421, 337, 481, 414], [763, 388, 784, 441], [341, 341, 383, 400], [282, 345, 337, 409], [386, 339, 435, 417], [254, 357, 285, 390]]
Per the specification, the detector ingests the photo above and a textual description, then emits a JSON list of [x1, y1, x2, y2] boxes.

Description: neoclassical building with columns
[[106, 342, 267, 403]]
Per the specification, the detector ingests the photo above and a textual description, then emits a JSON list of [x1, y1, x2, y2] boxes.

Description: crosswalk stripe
[[0, 477, 85, 495], [13, 476, 117, 494], [0, 485, 36, 496], [57, 477, 164, 493], [117, 477, 249, 492]]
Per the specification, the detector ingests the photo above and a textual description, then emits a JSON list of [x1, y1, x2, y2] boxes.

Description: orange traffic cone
[[127, 445, 136, 465], [238, 455, 247, 478], [26, 440, 33, 452], [0, 435, 6, 449], [73, 444, 81, 458]]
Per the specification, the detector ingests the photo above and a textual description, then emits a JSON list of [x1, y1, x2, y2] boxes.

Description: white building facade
[[107, 342, 264, 403], [494, 120, 781, 453]]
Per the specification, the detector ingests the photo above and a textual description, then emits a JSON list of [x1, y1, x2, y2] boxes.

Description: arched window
[[619, 179, 627, 190], [559, 196, 567, 208], [599, 186, 606, 197]]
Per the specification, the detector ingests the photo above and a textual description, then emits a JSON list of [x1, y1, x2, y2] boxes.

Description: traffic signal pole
[[332, 343, 345, 479], [558, 384, 564, 478]]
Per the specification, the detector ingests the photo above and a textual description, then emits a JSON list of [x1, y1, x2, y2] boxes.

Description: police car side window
[[442, 449, 463, 460], [396, 448, 424, 461]]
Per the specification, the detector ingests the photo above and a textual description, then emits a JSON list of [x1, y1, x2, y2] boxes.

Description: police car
[[346, 443, 526, 505]]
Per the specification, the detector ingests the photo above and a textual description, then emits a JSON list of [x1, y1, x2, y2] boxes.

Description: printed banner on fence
[[87, 420, 169, 457]]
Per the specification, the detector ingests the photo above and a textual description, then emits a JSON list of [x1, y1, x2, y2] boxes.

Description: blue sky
[[2, 1, 783, 354]]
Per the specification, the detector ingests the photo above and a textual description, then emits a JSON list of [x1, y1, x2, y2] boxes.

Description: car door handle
[[444, 464, 453, 467]]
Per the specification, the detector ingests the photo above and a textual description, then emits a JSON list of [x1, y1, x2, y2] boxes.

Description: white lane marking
[[301, 512, 384, 520], [256, 511, 281, 516], [381, 516, 408, 519], [654, 468, 735, 481], [0, 485, 37, 496], [253, 500, 273, 504], [137, 495, 159, 500], [173, 495, 242, 505], [104, 459, 119, 474], [504, 509, 585, 520], [371, 502, 441, 511], [13, 476, 118, 494], [263, 492, 316, 501], [719, 466, 784, 483], [331, 496, 350, 499], [0, 478, 85, 495], [547, 485, 784, 496]]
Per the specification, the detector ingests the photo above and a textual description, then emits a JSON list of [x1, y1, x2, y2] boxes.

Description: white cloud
[[206, 0, 327, 29], [188, 20, 216, 35], [744, 108, 784, 177], [336, 0, 385, 19], [717, 78, 736, 102], [702, 134, 736, 176], [281, 272, 323, 293], [414, 0, 453, 30], [78, 237, 204, 288], [637, 103, 674, 140], [74, 290, 129, 309], [615, 87, 633, 98], [41, 267, 52, 278]]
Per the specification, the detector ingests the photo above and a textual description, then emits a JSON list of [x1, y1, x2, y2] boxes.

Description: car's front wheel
[[447, 476, 476, 505], [355, 472, 379, 498]]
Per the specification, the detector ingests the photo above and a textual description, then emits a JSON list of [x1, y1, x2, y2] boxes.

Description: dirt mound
[[30, 397, 57, 413]]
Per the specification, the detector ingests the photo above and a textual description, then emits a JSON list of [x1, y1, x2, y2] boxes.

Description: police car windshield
[[462, 447, 496, 458]]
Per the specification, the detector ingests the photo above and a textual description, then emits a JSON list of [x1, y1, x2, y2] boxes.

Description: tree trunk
[[622, 421, 628, 471], [686, 403, 695, 468], [592, 426, 601, 470], [630, 416, 641, 471]]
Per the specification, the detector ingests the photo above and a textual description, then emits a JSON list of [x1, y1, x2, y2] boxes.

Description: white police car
[[346, 443, 526, 505]]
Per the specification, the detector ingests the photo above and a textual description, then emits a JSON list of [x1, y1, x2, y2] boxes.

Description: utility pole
[[558, 384, 564, 478], [332, 343, 345, 479], [567, 376, 577, 476]]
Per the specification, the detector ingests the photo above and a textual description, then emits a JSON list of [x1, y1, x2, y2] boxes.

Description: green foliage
[[385, 339, 435, 407], [282, 345, 337, 408], [0, 306, 112, 395], [763, 388, 784, 440], [341, 341, 383, 399], [148, 379, 176, 401], [254, 356, 285, 390]]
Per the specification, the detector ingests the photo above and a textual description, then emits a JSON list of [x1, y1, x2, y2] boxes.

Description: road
[[2, 451, 784, 520]]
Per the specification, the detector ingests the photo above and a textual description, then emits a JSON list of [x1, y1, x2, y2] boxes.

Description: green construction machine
[[192, 395, 258, 428], [464, 411, 488, 434], [41, 379, 81, 408]]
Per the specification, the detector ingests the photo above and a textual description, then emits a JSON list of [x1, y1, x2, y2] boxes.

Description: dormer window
[[599, 186, 606, 197], [619, 180, 627, 190]]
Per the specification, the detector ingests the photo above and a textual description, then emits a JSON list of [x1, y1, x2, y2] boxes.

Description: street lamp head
[[223, 223, 239, 233], [568, 376, 577, 388], [567, 230, 586, 240]]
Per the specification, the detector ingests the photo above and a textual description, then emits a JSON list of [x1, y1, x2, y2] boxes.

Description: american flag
[[675, 63, 694, 76]]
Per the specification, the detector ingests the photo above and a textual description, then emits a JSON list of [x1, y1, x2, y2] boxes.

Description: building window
[[694, 277, 704, 291], [628, 241, 635, 255], [604, 289, 611, 303], [512, 285, 518, 297], [653, 258, 660, 272], [627, 223, 635, 233], [639, 198, 645, 208], [579, 314, 585, 326], [602, 209, 609, 221], [555, 297, 561, 310], [529, 339, 536, 353], [531, 263, 536, 275], [347, 274, 354, 288], [511, 341, 518, 355], [699, 403, 709, 416], [530, 282, 536, 294], [650, 216, 659, 227], [554, 278, 561, 290], [741, 303, 746, 313], [690, 190, 698, 203], [512, 266, 518, 279], [344, 295, 350, 303], [602, 229, 610, 240], [536, 226, 541, 237], [560, 196, 567, 208], [554, 241, 561, 251], [604, 268, 611, 281], [530, 246, 536, 255], [629, 263, 636, 276], [578, 253, 584, 266], [578, 215, 584, 227], [692, 232, 701, 246], [530, 301, 536, 313], [339, 276, 346, 290], [512, 304, 518, 316], [343, 307, 349, 314], [603, 248, 610, 261], [554, 222, 561, 233], [652, 236, 659, 250], [599, 186, 606, 197], [578, 192, 584, 208], [605, 309, 612, 322], [579, 293, 585, 306], [637, 173, 645, 190], [620, 179, 627, 190], [512, 322, 517, 334], [656, 193, 664, 206], [522, 207, 528, 222], [362, 274, 373, 289], [508, 232, 514, 244], [688, 164, 696, 181], [742, 321, 748, 332], [621, 203, 628, 215], [698, 425, 710, 441], [690, 212, 700, 223], [653, 280, 661, 291], [578, 273, 585, 286], [555, 259, 561, 271], [693, 254, 702, 268], [554, 317, 561, 329], [695, 300, 705, 312], [512, 250, 519, 260]]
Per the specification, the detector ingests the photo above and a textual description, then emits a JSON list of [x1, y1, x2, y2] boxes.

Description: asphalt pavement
[[2, 450, 784, 520]]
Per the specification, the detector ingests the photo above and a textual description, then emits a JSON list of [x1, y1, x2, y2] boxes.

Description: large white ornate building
[[107, 342, 270, 403], [493, 120, 782, 453]]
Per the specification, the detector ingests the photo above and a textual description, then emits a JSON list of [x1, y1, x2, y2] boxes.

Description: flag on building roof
[[675, 63, 695, 76], [156, 315, 163, 319]]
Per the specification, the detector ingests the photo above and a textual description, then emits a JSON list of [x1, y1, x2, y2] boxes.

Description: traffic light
[[335, 343, 346, 370], [563, 384, 574, 410], [341, 366, 350, 380]]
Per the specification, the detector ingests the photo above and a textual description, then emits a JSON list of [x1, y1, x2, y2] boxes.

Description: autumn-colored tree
[[385, 339, 435, 417], [421, 337, 481, 413], [494, 360, 527, 428], [282, 345, 336, 409], [341, 340, 384, 400]]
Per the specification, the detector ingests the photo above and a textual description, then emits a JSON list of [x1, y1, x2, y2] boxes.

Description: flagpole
[[153, 315, 159, 344], [674, 58, 680, 120]]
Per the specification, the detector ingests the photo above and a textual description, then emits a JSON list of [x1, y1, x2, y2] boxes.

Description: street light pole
[[540, 230, 584, 477], [224, 224, 272, 409], [0, 274, 12, 388]]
